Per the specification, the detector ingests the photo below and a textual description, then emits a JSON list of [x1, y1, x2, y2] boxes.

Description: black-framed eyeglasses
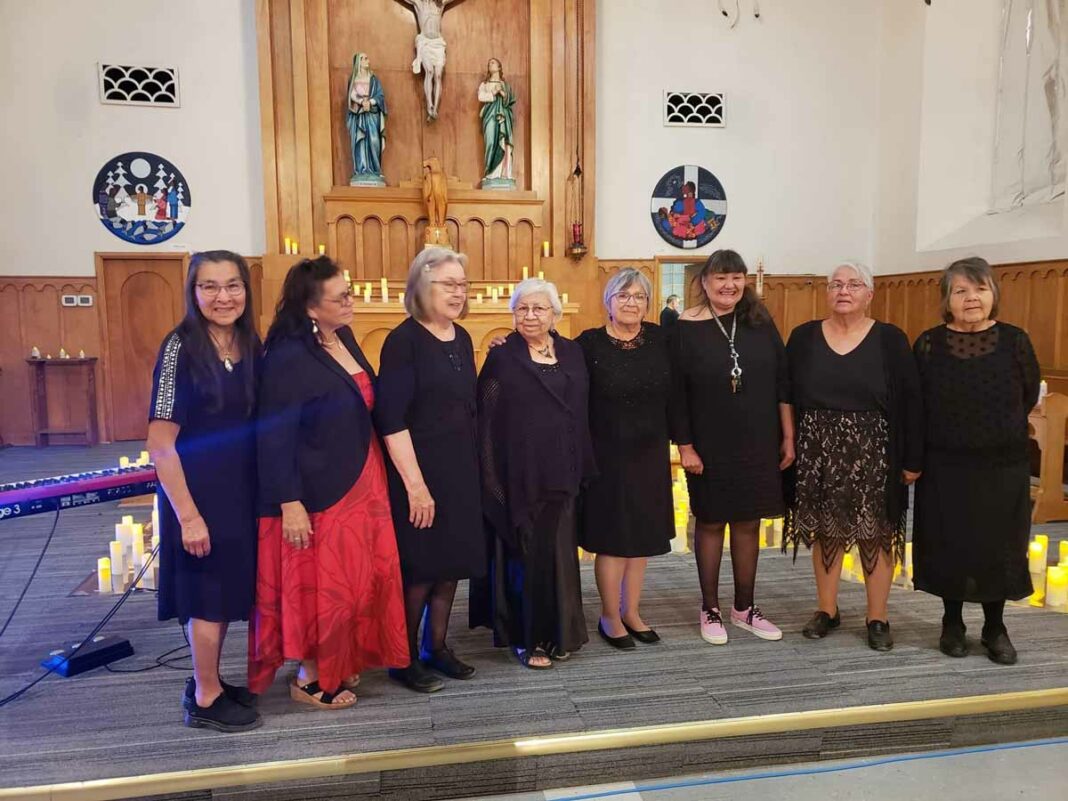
[[196, 281, 246, 297], [322, 290, 355, 306], [431, 280, 469, 294]]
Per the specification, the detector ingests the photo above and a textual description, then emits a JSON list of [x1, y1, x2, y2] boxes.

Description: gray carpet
[[0, 444, 1066, 799]]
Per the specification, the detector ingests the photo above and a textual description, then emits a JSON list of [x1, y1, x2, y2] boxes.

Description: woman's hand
[[779, 437, 796, 470], [180, 515, 211, 558], [281, 501, 313, 549], [408, 482, 436, 529], [678, 444, 704, 475], [902, 469, 921, 485], [487, 336, 507, 349]]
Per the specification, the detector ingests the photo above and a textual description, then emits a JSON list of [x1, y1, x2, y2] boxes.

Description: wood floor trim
[[6, 687, 1066, 801]]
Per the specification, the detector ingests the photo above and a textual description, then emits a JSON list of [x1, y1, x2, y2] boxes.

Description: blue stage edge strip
[[551, 737, 1068, 801]]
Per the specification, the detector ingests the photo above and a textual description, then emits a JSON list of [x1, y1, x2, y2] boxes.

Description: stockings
[[941, 598, 1006, 635], [694, 519, 761, 612], [402, 580, 458, 659]]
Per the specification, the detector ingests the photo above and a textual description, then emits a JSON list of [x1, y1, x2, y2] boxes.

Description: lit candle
[[363, 287, 372, 303], [1060, 539, 1068, 566], [78, 349, 85, 358], [561, 292, 569, 304], [139, 450, 150, 465], [537, 271, 545, 280], [491, 288, 499, 303], [507, 283, 514, 295], [132, 523, 145, 560], [319, 244, 326, 255], [1029, 540, 1048, 574], [842, 553, 855, 580], [293, 241, 299, 255], [1046, 566, 1068, 609], [119, 456, 130, 469], [399, 291, 406, 306], [115, 521, 134, 554], [97, 557, 112, 594], [142, 554, 157, 591], [151, 531, 160, 550], [380, 277, 388, 302], [905, 542, 914, 581], [522, 266, 529, 280], [542, 241, 550, 257], [59, 348, 68, 359], [343, 269, 351, 283], [122, 515, 134, 525], [676, 467, 686, 483], [498, 285, 505, 296], [109, 540, 125, 589], [475, 293, 484, 304], [284, 237, 292, 255]]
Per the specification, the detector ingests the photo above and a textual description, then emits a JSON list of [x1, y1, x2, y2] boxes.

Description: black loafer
[[867, 619, 894, 652], [183, 677, 257, 710], [802, 609, 841, 639], [597, 620, 636, 650], [389, 661, 445, 693], [981, 629, 1017, 665], [184, 692, 262, 732], [425, 647, 476, 680], [623, 622, 661, 644], [939, 623, 969, 658]]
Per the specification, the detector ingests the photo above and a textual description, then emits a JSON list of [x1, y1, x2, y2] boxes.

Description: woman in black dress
[[471, 278, 595, 669], [147, 250, 261, 732], [785, 262, 923, 652], [577, 268, 673, 650], [670, 250, 793, 647], [913, 258, 1039, 665], [376, 247, 484, 693]]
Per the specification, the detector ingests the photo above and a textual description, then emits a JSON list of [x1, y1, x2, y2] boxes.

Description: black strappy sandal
[[513, 646, 553, 670], [289, 679, 357, 709]]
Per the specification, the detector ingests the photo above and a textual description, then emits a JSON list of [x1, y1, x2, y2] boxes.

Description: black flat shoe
[[184, 677, 257, 710], [981, 629, 1017, 665], [939, 623, 969, 658], [867, 619, 894, 652], [802, 609, 841, 639], [623, 621, 661, 644], [425, 647, 476, 680], [184, 692, 262, 732], [597, 620, 635, 650], [389, 661, 445, 693]]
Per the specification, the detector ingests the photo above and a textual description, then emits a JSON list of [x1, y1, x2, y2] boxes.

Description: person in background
[[660, 294, 680, 329]]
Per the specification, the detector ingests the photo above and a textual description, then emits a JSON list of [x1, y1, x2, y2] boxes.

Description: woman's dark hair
[[940, 256, 1000, 323], [265, 256, 342, 347], [690, 248, 772, 326], [177, 250, 260, 414]]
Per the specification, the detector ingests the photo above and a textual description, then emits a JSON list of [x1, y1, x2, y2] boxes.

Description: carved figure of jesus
[[395, 0, 467, 120]]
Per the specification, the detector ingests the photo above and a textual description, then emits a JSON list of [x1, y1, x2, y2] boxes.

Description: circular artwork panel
[[91, 152, 191, 245], [649, 165, 727, 249]]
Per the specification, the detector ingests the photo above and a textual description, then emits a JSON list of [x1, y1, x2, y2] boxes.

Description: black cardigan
[[257, 326, 377, 516], [784, 320, 924, 528], [477, 331, 597, 545]]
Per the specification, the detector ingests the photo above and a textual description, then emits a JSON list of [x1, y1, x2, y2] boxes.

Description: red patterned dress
[[248, 372, 409, 694]]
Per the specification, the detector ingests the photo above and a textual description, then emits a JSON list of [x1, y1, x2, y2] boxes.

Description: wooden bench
[[1029, 392, 1068, 523]]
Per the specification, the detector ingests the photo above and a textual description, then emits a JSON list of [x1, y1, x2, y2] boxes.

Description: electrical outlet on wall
[[61, 295, 78, 307], [77, 295, 94, 307]]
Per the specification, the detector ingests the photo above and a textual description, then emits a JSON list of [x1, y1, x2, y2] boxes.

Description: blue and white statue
[[346, 53, 387, 186]]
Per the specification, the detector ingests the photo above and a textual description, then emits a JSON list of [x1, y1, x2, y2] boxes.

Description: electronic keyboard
[[0, 466, 158, 521]]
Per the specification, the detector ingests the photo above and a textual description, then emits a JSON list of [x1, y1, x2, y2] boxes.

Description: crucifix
[[394, 0, 469, 121]]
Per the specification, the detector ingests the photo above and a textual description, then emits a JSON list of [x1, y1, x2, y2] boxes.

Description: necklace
[[320, 334, 341, 348], [709, 309, 743, 393], [529, 340, 553, 358], [208, 328, 237, 373]]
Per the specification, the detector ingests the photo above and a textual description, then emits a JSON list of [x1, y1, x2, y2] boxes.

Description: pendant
[[223, 357, 234, 373], [730, 367, 743, 394]]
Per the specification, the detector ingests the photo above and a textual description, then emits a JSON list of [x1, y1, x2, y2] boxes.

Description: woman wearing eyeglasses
[[374, 247, 484, 693], [470, 277, 595, 669], [784, 262, 923, 652], [148, 250, 261, 732], [248, 257, 408, 710], [671, 250, 793, 648], [575, 268, 673, 651]]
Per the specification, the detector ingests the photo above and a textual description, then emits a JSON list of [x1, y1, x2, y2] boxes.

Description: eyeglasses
[[196, 281, 246, 297], [514, 304, 553, 318], [322, 290, 355, 306], [827, 281, 868, 293], [431, 280, 469, 294], [612, 292, 649, 305]]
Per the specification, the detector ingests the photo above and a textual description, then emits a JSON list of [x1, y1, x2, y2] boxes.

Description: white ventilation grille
[[664, 91, 725, 127], [98, 64, 180, 107]]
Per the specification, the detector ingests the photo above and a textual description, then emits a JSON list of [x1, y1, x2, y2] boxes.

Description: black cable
[[104, 622, 191, 674], [0, 508, 61, 641], [0, 545, 159, 709]]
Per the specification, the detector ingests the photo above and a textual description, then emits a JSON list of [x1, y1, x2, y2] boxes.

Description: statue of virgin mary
[[346, 52, 387, 186]]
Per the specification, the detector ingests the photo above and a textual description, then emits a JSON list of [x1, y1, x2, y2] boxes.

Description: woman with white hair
[[576, 268, 673, 650], [470, 278, 595, 669], [375, 247, 484, 693], [784, 261, 923, 652]]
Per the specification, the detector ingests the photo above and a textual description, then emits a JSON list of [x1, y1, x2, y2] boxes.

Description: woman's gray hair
[[603, 268, 652, 315], [510, 277, 563, 319], [404, 246, 469, 320], [827, 260, 875, 291], [939, 256, 1000, 323]]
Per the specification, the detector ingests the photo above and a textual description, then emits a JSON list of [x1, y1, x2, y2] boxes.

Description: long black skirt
[[913, 455, 1033, 602], [469, 496, 588, 653]]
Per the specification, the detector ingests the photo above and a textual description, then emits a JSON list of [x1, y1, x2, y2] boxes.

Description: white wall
[[595, 0, 881, 273], [0, 0, 264, 276]]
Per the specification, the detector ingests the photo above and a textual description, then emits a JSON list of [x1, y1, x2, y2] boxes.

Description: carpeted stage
[[1, 444, 1066, 801]]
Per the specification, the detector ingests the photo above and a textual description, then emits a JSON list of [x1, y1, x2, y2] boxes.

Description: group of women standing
[[147, 246, 1039, 734]]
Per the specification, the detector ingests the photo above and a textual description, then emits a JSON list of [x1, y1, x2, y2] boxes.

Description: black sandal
[[513, 646, 553, 670], [289, 679, 357, 709], [545, 643, 571, 662]]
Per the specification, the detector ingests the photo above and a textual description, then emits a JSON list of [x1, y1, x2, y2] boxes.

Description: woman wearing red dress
[[248, 257, 408, 709]]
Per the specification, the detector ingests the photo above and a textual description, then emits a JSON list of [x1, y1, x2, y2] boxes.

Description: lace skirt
[[785, 409, 904, 574]]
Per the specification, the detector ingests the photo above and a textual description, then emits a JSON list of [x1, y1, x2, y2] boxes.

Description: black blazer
[[257, 326, 377, 515]]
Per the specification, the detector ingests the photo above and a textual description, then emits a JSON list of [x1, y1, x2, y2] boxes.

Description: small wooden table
[[26, 357, 99, 447], [1028, 392, 1068, 523]]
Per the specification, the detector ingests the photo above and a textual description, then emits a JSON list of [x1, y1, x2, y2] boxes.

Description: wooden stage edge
[[6, 687, 1067, 801]]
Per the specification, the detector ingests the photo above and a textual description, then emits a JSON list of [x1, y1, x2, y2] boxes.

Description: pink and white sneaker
[[730, 605, 782, 641], [700, 607, 728, 645]]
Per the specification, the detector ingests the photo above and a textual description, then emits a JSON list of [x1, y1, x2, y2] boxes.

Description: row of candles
[[96, 506, 159, 595], [1026, 535, 1068, 611], [28, 346, 86, 360], [284, 240, 555, 258], [338, 268, 569, 306]]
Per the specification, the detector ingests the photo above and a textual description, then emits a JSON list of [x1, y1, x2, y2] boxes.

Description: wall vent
[[664, 91, 725, 127], [98, 64, 180, 107]]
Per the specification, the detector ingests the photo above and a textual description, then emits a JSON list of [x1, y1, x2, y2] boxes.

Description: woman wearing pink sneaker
[[669, 250, 794, 645]]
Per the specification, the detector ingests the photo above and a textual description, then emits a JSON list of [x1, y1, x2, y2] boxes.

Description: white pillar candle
[[1046, 566, 1068, 609], [399, 291, 405, 306], [507, 283, 514, 295], [537, 271, 545, 280], [363, 287, 372, 303], [284, 237, 292, 255], [132, 523, 145, 560], [319, 244, 326, 255], [1029, 540, 1048, 574], [115, 522, 134, 553], [522, 266, 529, 280], [119, 456, 130, 469], [142, 555, 157, 591], [380, 277, 388, 302], [97, 558, 112, 594], [343, 269, 351, 283], [562, 293, 569, 304], [109, 540, 125, 593], [475, 293, 484, 304], [122, 515, 134, 525], [541, 241, 550, 257], [139, 450, 150, 465]]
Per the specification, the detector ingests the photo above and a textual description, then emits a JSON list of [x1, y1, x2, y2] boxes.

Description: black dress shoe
[[389, 661, 445, 693], [425, 647, 476, 680], [981, 629, 1017, 665], [597, 620, 636, 650], [866, 619, 894, 652], [184, 692, 262, 732], [802, 609, 841, 639], [939, 623, 969, 658], [183, 677, 257, 710], [623, 622, 661, 644]]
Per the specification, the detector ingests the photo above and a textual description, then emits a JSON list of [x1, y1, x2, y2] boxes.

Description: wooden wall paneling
[[362, 218, 383, 279], [528, 0, 551, 201], [305, 0, 333, 249], [256, 0, 281, 251], [995, 266, 1030, 328], [246, 258, 265, 336], [461, 219, 486, 279], [885, 279, 907, 334], [489, 220, 509, 281], [1028, 268, 1061, 368], [334, 216, 357, 275], [516, 222, 534, 275], [0, 284, 27, 444], [270, 0, 301, 247], [288, 0, 316, 250], [388, 217, 410, 279]]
